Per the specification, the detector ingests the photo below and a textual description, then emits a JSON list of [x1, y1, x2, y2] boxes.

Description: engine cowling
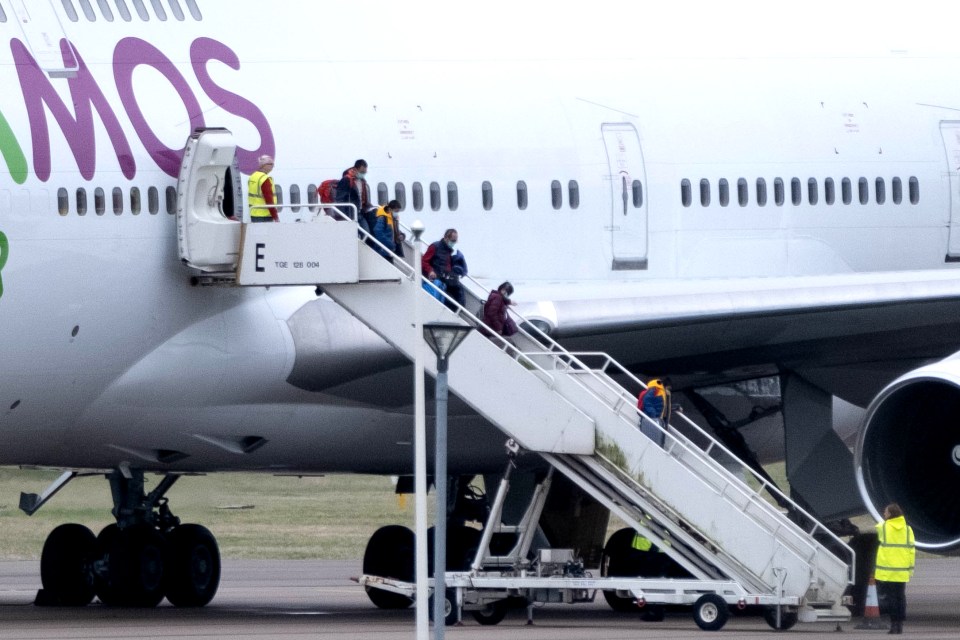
[[856, 354, 960, 552]]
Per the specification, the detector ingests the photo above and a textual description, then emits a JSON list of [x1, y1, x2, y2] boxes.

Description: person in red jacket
[[481, 281, 518, 350]]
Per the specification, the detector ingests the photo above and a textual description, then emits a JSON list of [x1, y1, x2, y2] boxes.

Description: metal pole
[[412, 224, 429, 640], [433, 356, 449, 638]]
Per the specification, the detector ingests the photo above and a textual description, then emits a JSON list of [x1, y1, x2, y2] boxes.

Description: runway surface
[[1, 557, 958, 639]]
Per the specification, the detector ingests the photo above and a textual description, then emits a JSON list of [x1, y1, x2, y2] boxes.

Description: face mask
[[445, 240, 456, 250]]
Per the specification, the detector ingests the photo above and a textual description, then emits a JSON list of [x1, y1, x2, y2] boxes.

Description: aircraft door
[[940, 122, 960, 261], [602, 123, 648, 270]]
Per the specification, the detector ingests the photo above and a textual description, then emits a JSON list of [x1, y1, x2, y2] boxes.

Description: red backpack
[[318, 179, 338, 203]]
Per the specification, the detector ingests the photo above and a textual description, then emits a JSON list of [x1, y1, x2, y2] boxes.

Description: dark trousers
[[878, 580, 907, 622], [250, 216, 274, 223]]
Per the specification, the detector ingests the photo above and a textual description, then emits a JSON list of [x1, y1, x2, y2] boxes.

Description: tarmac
[[0, 557, 958, 639]]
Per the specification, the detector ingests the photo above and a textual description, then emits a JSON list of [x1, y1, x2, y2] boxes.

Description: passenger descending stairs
[[317, 231, 854, 617]]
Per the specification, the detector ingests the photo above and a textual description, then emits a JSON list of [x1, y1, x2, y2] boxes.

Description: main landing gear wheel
[[601, 527, 643, 612], [692, 593, 730, 631], [95, 524, 168, 607], [763, 606, 799, 630], [165, 524, 221, 607], [39, 523, 96, 606], [471, 600, 507, 626], [363, 525, 415, 609]]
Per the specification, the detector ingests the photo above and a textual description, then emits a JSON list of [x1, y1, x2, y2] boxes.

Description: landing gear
[[35, 469, 221, 609], [363, 525, 415, 609], [38, 524, 96, 606]]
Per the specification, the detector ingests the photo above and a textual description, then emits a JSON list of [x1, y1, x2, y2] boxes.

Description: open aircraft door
[[176, 128, 243, 273], [940, 121, 960, 261], [602, 123, 648, 270]]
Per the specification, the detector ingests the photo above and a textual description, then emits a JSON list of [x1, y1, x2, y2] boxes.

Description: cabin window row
[[681, 176, 920, 208], [58, 186, 177, 216], [56, 0, 203, 23], [370, 180, 584, 212]]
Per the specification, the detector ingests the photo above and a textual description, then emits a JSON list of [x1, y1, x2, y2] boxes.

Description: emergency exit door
[[602, 123, 648, 270], [940, 121, 960, 261]]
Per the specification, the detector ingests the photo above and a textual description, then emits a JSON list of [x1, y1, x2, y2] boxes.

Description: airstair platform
[[176, 128, 853, 628]]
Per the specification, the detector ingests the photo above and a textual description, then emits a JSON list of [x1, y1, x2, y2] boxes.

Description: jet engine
[[856, 354, 960, 552]]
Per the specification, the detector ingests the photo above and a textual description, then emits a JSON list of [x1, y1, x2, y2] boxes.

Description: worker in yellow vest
[[248, 155, 278, 222], [874, 503, 915, 635]]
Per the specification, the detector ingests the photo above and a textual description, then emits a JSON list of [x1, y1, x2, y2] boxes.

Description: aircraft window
[[375, 182, 387, 206], [737, 178, 748, 207], [875, 178, 886, 205], [482, 181, 493, 211], [447, 182, 459, 211], [892, 177, 903, 205], [114, 0, 132, 21], [718, 178, 729, 207], [150, 0, 167, 20], [76, 188, 87, 216], [112, 187, 123, 214], [632, 180, 643, 207], [824, 178, 835, 205], [148, 186, 159, 214], [60, 1, 79, 21], [184, 0, 201, 19], [517, 181, 528, 210], [774, 177, 784, 206], [395, 182, 406, 210], [307, 183, 318, 213], [909, 176, 919, 204], [807, 178, 818, 206], [551, 180, 562, 210], [756, 178, 767, 207], [841, 178, 852, 205], [131, 0, 149, 20], [167, 0, 185, 20], [274, 184, 283, 206], [568, 180, 579, 209], [165, 186, 176, 214], [57, 188, 69, 216], [699, 179, 711, 207], [790, 178, 801, 206], [77, 0, 96, 21], [412, 182, 424, 211], [96, 0, 115, 20], [289, 184, 301, 213], [680, 179, 692, 207], [858, 177, 868, 205], [130, 187, 141, 214], [94, 187, 105, 215], [429, 182, 441, 211]]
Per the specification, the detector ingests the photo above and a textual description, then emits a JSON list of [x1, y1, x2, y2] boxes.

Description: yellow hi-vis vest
[[874, 516, 915, 583], [248, 171, 273, 217]]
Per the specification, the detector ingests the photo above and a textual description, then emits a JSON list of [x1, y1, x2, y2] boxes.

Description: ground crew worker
[[874, 502, 914, 635], [248, 155, 278, 222]]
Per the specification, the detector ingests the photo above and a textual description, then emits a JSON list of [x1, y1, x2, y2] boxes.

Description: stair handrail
[[392, 219, 853, 579]]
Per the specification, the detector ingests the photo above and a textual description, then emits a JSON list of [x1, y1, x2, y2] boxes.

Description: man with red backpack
[[335, 159, 370, 222]]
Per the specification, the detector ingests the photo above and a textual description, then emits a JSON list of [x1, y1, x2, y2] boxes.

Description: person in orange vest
[[874, 502, 915, 635]]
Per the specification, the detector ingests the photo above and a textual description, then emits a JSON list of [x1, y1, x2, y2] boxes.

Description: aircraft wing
[[512, 269, 960, 405]]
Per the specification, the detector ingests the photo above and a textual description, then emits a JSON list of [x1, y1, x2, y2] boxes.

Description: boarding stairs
[[176, 128, 853, 622]]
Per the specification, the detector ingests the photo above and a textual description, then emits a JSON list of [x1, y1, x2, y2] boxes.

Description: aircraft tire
[[95, 524, 168, 607], [39, 523, 97, 606], [164, 524, 221, 607], [362, 525, 415, 609], [601, 527, 641, 612]]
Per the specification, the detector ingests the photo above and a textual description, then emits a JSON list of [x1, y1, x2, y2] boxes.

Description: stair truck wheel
[[471, 600, 507, 626], [763, 606, 799, 630], [692, 593, 730, 631], [362, 525, 415, 609], [164, 524, 221, 607], [429, 587, 459, 626], [39, 523, 97, 606]]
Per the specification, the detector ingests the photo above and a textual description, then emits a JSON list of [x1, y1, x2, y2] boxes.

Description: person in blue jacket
[[371, 200, 402, 259]]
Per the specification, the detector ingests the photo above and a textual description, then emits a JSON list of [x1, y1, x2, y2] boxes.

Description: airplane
[[1, 0, 960, 612]]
